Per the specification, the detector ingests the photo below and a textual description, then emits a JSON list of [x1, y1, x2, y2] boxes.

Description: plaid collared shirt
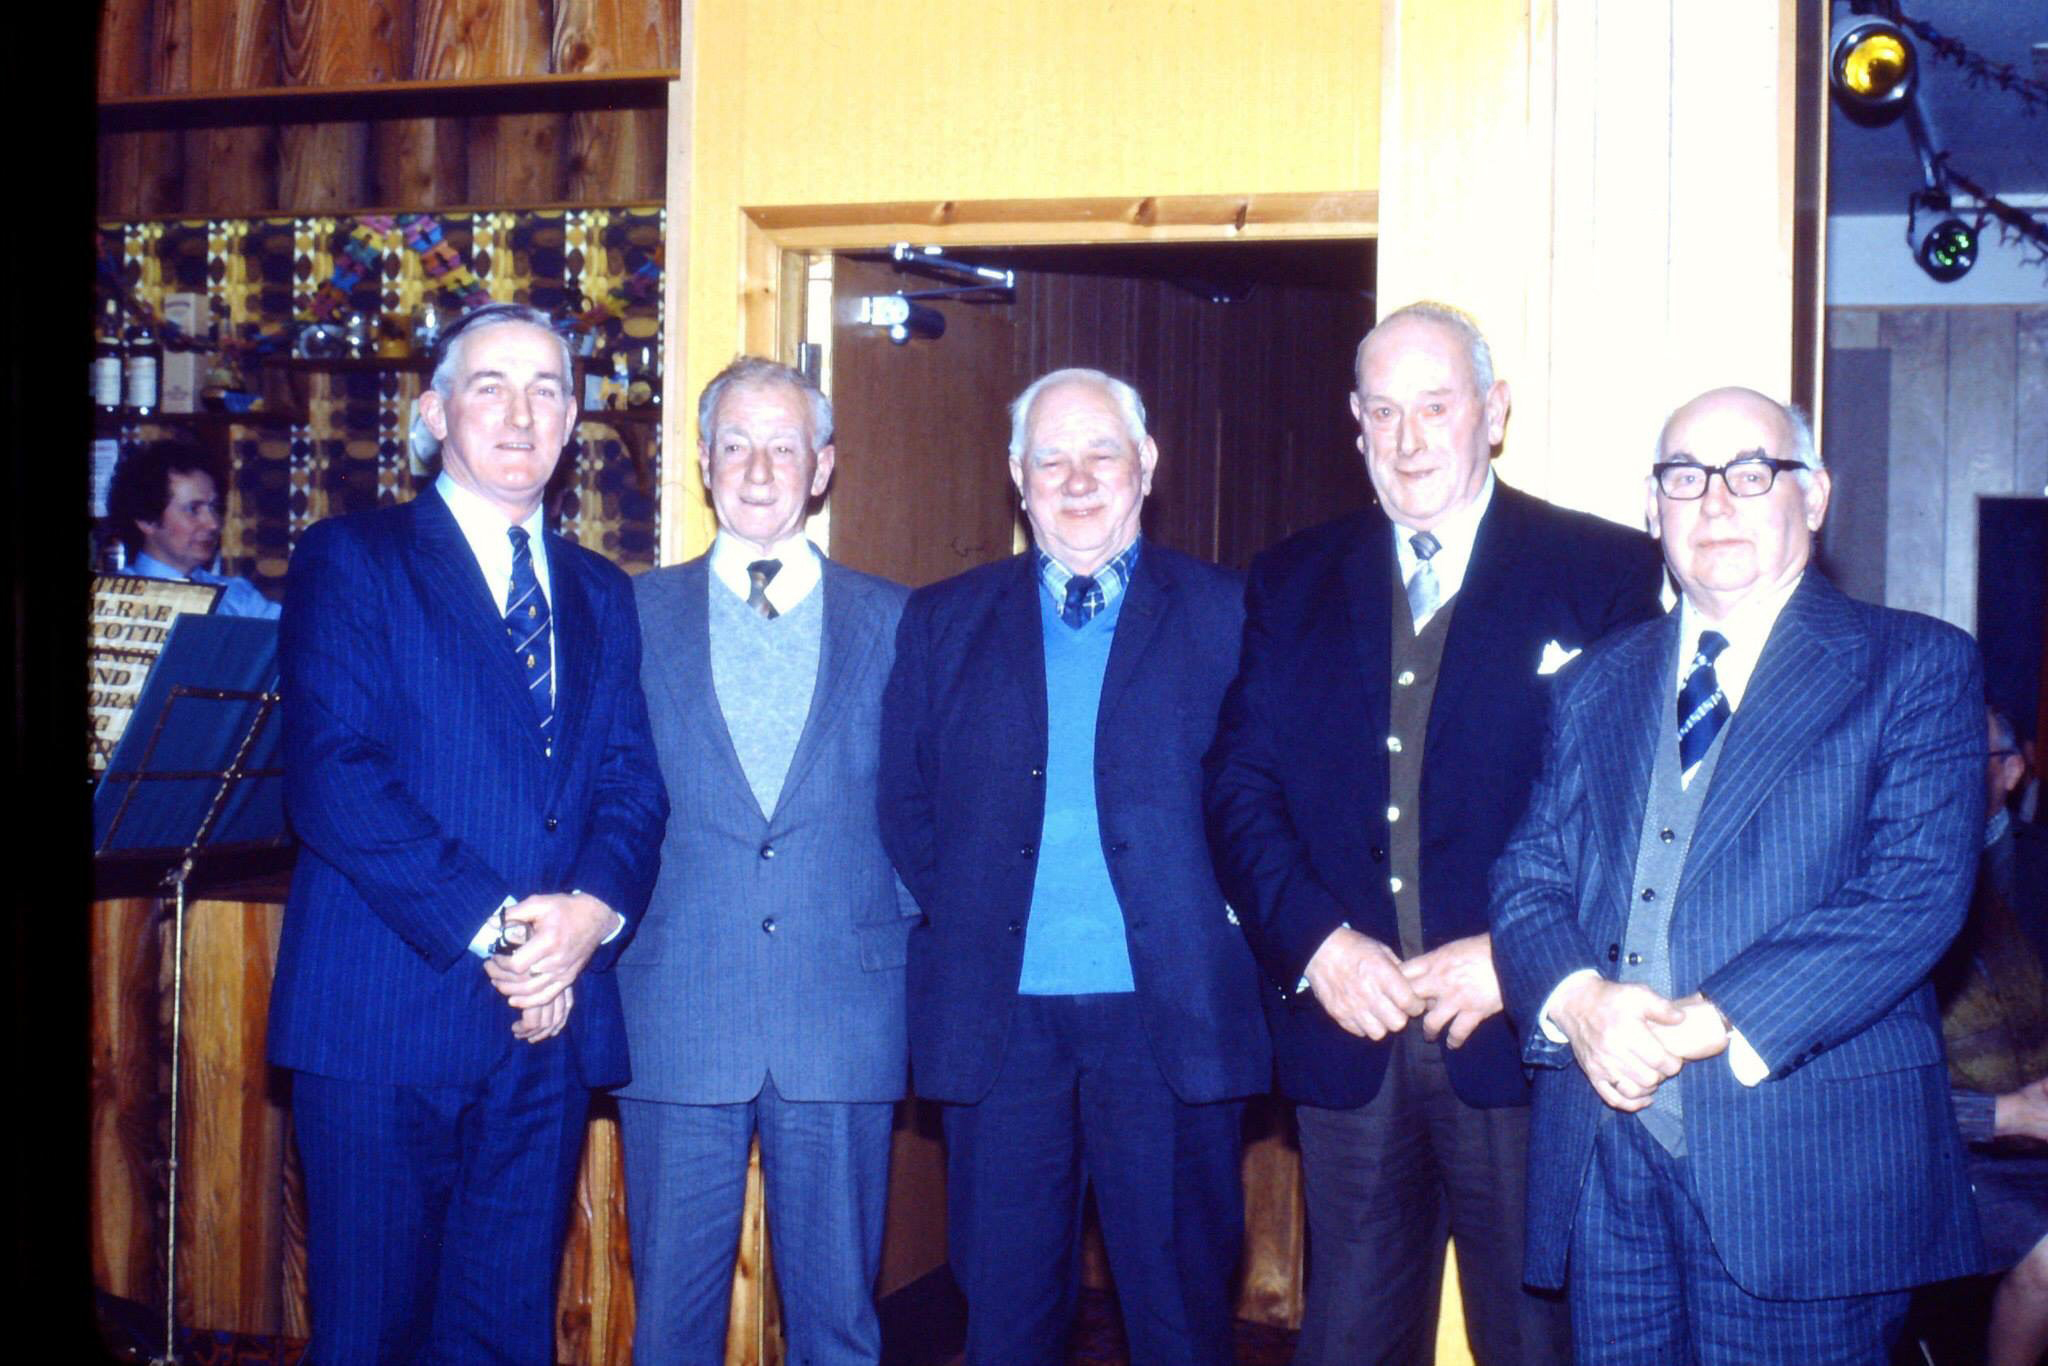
[[1036, 538, 1141, 627]]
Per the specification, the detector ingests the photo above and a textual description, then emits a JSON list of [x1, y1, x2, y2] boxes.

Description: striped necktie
[[1405, 530, 1442, 627], [506, 526, 554, 757], [1676, 630, 1730, 784], [746, 559, 782, 620]]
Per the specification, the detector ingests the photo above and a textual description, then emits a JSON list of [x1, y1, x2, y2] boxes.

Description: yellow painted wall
[[668, 0, 1381, 559]]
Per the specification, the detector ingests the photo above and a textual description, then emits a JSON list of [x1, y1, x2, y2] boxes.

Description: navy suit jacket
[[1203, 483, 1663, 1109], [1491, 572, 1984, 1298], [267, 487, 668, 1091], [617, 554, 920, 1104], [878, 545, 1271, 1106]]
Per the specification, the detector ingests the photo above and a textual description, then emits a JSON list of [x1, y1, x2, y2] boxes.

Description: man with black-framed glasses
[[1492, 385, 1986, 1362]]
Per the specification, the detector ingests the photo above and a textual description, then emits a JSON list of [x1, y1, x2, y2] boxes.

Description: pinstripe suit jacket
[[616, 554, 919, 1104], [267, 487, 668, 1090], [1492, 571, 1985, 1299]]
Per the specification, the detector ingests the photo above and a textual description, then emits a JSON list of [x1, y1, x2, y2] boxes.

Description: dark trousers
[[1569, 1115, 1909, 1366], [618, 1078, 894, 1366], [290, 1037, 589, 1366], [1294, 1024, 1569, 1366], [943, 992, 1246, 1366]]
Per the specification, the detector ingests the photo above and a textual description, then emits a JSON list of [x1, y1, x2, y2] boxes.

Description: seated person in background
[[1940, 705, 2048, 1366], [106, 437, 280, 618]]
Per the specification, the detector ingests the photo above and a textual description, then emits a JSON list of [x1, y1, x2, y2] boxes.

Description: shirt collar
[[1391, 469, 1495, 605], [1674, 571, 1803, 712], [435, 472, 549, 607], [1036, 536, 1142, 611], [709, 529, 822, 613], [131, 551, 218, 581]]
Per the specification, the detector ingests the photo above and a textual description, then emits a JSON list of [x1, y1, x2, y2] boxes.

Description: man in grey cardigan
[[617, 357, 918, 1365]]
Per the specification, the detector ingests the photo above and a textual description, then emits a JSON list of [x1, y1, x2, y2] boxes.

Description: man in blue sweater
[[879, 369, 1270, 1366]]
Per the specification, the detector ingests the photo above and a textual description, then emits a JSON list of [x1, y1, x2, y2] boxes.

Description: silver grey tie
[[1405, 530, 1442, 627]]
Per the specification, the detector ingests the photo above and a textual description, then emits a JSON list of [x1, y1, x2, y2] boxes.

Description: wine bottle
[[93, 296, 123, 414], [123, 309, 160, 417]]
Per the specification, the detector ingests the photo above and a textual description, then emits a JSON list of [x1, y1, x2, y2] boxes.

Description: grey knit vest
[[708, 571, 823, 817]]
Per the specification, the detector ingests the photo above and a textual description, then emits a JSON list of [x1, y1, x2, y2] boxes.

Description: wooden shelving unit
[[97, 70, 678, 132]]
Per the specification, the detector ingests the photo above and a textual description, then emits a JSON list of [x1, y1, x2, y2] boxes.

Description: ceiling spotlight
[[1916, 217, 1977, 283], [1829, 15, 1916, 120]]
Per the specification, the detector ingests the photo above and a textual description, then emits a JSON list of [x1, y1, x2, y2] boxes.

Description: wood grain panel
[[90, 898, 164, 1310], [177, 900, 288, 1335], [183, 127, 280, 217], [467, 112, 571, 205], [1944, 311, 2018, 633], [278, 123, 372, 213], [555, 1107, 634, 1366], [552, 0, 676, 72], [725, 1138, 784, 1366], [281, 1113, 310, 1338], [414, 0, 551, 79], [565, 108, 666, 202], [878, 1099, 948, 1298], [1237, 1098, 1305, 1328], [97, 135, 145, 219], [1880, 310, 1948, 621], [371, 118, 469, 207], [157, 0, 281, 92], [284, 0, 410, 85], [98, 0, 156, 97], [151, 0, 196, 93], [2017, 310, 2048, 500]]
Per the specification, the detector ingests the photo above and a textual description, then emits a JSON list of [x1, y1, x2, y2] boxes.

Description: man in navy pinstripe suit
[[268, 304, 668, 1365], [1492, 386, 1984, 1363]]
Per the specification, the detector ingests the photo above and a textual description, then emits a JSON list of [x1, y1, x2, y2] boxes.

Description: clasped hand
[[1550, 978, 1730, 1112], [1302, 928, 1504, 1048], [481, 891, 617, 1041]]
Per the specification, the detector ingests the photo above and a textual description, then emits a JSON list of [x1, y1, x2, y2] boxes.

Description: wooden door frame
[[735, 191, 1380, 360]]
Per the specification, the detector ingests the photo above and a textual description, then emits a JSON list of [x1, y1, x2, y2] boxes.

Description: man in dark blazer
[[268, 303, 668, 1364], [879, 368, 1270, 1366], [616, 357, 917, 1365], [1491, 386, 1983, 1361], [1202, 303, 1662, 1364]]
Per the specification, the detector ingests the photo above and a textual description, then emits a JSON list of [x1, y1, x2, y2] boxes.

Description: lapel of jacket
[[1582, 611, 1676, 897], [1428, 483, 1523, 757], [1098, 543, 1171, 723], [542, 533, 595, 794], [1681, 572, 1867, 884], [999, 554, 1052, 751], [406, 487, 540, 745], [773, 555, 884, 816], [1340, 508, 1396, 740], [664, 556, 767, 819]]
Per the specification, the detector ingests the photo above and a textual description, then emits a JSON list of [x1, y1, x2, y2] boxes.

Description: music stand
[[93, 615, 287, 1366]]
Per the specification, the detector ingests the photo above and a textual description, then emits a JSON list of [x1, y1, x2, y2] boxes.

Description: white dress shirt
[[1392, 470, 1495, 631], [708, 529, 822, 614]]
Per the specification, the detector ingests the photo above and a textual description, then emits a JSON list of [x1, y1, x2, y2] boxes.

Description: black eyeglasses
[[1652, 457, 1808, 500]]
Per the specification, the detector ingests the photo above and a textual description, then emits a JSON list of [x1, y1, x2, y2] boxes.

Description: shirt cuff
[[1538, 968, 1601, 1043], [1725, 1027, 1768, 1086], [469, 895, 519, 959], [1952, 1088, 1999, 1145], [1298, 921, 1353, 996], [600, 910, 626, 945]]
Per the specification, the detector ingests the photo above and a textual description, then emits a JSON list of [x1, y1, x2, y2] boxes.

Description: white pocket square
[[1538, 640, 1581, 676]]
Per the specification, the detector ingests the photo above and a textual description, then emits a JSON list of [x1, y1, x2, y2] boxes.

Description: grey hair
[[696, 356, 834, 449], [1354, 301, 1495, 395], [407, 302, 577, 460], [1007, 368, 1149, 462]]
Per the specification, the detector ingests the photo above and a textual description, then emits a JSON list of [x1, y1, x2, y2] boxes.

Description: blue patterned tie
[[506, 527, 554, 757], [1061, 573, 1100, 628], [1676, 630, 1730, 781]]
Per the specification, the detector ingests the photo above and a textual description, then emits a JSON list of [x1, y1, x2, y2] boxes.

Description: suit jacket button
[[544, 816, 558, 832], [1109, 841, 1129, 855], [1030, 767, 1045, 779], [762, 917, 777, 934], [1660, 828, 1676, 843], [1626, 951, 1643, 966], [1607, 943, 1620, 962], [1007, 920, 1022, 935], [1370, 846, 1386, 863], [1021, 845, 1035, 859], [760, 844, 776, 860], [1640, 888, 1656, 901]]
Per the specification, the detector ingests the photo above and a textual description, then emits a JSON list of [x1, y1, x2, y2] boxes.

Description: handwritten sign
[[89, 575, 222, 776]]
